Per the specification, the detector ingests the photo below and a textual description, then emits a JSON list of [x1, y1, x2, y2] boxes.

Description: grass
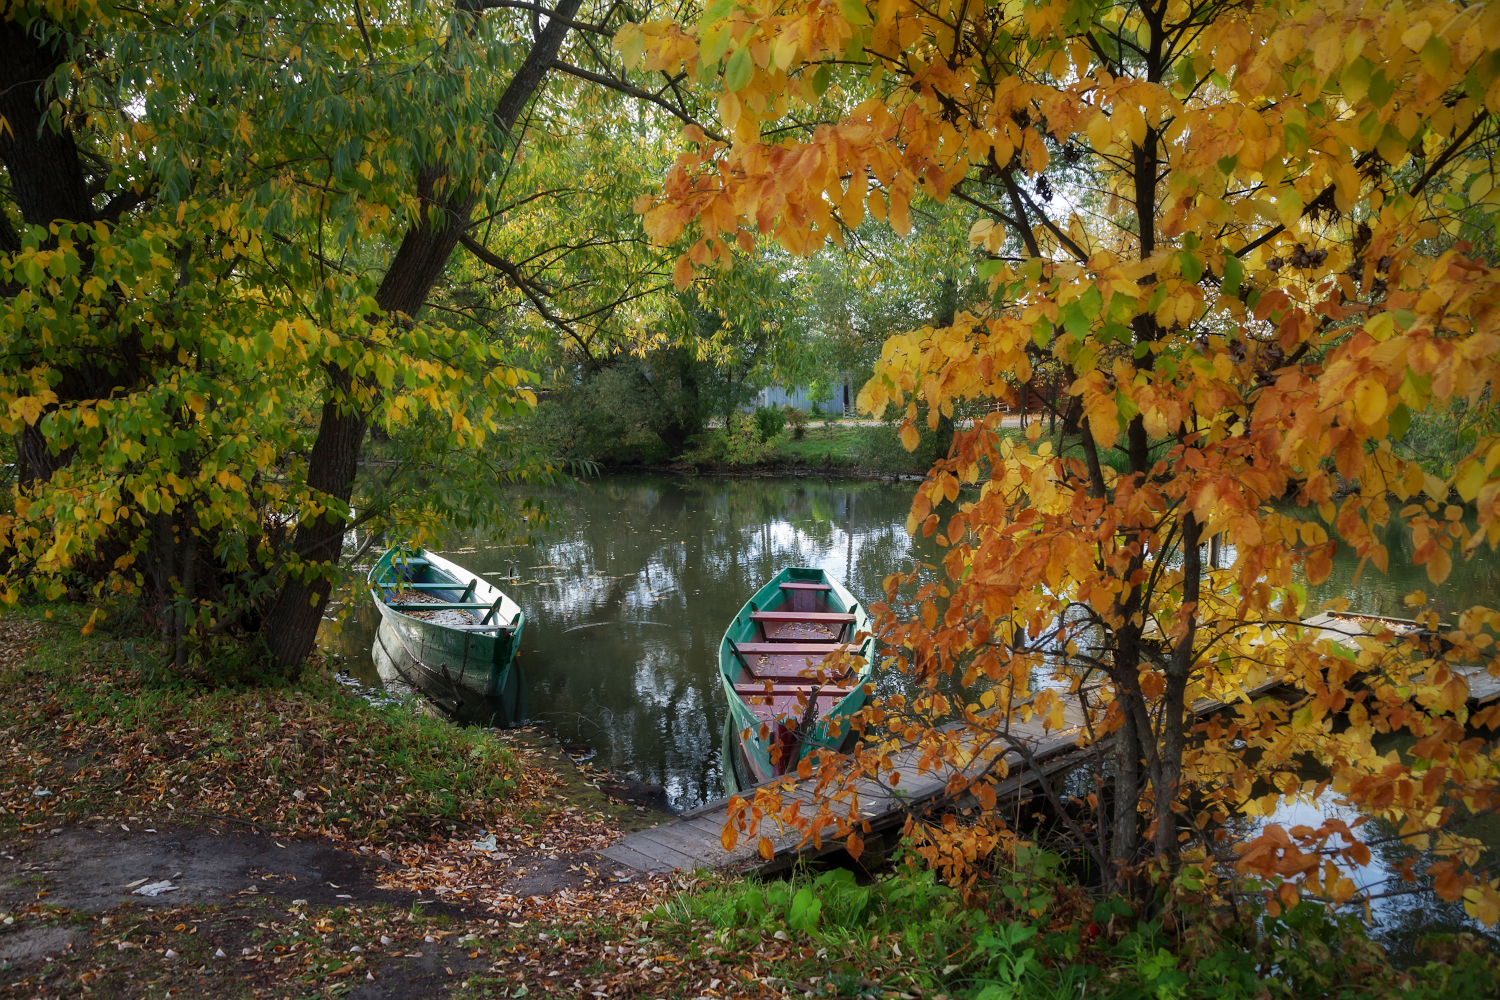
[[766, 423, 1030, 475], [631, 863, 1500, 1000], [0, 604, 548, 844]]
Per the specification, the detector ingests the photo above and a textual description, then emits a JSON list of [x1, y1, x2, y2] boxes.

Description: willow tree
[[0, 0, 589, 671], [628, 0, 1500, 923]]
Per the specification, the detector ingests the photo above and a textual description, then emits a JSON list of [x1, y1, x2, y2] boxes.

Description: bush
[[786, 406, 809, 439], [680, 414, 773, 467], [754, 405, 787, 441]]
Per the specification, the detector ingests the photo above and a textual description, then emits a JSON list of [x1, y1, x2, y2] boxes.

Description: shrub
[[754, 405, 787, 441], [785, 406, 809, 439]]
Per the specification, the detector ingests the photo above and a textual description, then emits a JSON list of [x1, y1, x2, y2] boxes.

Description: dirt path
[[0, 817, 682, 998], [0, 730, 687, 998]]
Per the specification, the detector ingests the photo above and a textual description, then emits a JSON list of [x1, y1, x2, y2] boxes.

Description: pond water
[[318, 473, 1499, 953], [322, 473, 931, 810]]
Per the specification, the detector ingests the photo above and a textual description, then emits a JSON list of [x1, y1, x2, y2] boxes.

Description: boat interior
[[727, 578, 861, 722], [373, 552, 513, 631]]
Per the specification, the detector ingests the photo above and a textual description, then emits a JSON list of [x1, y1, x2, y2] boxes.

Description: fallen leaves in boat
[[388, 588, 479, 625]]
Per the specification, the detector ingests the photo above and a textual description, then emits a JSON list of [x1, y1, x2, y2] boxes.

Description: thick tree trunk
[[257, 0, 584, 672], [0, 18, 93, 230]]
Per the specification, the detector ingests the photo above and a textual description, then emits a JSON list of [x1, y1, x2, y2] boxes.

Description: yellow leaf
[[671, 255, 694, 290], [720, 822, 737, 852], [1426, 544, 1453, 585], [1353, 379, 1387, 426], [900, 423, 920, 451], [1086, 111, 1111, 151], [1454, 459, 1487, 503]]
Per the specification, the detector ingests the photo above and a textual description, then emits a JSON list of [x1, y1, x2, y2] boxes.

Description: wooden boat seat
[[750, 610, 855, 642], [750, 612, 855, 623], [384, 602, 486, 611], [779, 580, 833, 611], [734, 686, 851, 718]]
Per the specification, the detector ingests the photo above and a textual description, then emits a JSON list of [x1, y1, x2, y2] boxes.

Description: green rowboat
[[719, 567, 874, 791], [368, 547, 528, 725]]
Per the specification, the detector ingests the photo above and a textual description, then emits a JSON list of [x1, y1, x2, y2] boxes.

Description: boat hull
[[718, 567, 874, 787], [368, 547, 528, 725]]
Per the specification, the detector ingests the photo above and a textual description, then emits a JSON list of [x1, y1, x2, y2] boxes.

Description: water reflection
[[322, 473, 926, 810]]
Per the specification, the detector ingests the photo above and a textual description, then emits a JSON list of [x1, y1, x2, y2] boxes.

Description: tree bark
[[257, 0, 584, 672], [0, 17, 93, 230], [1154, 511, 1201, 862]]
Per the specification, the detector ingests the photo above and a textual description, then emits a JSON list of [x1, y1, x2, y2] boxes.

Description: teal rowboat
[[719, 567, 874, 792], [367, 547, 528, 725]]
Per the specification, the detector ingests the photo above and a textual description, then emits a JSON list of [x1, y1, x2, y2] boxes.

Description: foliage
[[629, 0, 1500, 927], [786, 405, 810, 440], [679, 412, 775, 467], [651, 863, 1499, 999], [0, 1, 580, 673], [754, 403, 788, 441]]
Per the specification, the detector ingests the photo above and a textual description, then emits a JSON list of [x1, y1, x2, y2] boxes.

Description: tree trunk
[[1154, 512, 1201, 862], [0, 18, 93, 230], [257, 0, 584, 672]]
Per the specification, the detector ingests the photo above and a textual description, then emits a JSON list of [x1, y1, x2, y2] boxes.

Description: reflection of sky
[[320, 473, 928, 810], [1244, 790, 1500, 961]]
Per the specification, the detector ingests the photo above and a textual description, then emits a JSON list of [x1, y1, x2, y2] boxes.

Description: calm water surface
[[322, 473, 929, 810]]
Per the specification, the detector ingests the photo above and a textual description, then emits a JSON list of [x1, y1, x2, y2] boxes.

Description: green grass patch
[[636, 864, 1500, 1000]]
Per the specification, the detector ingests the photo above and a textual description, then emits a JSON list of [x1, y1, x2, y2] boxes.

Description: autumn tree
[[629, 0, 1500, 923], [0, 0, 598, 671]]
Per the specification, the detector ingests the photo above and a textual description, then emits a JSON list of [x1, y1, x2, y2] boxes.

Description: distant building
[[751, 378, 856, 415]]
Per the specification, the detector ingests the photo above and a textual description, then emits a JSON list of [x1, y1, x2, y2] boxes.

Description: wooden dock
[[602, 693, 1104, 875], [602, 612, 1499, 875]]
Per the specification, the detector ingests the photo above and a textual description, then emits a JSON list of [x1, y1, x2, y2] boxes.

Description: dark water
[[321, 473, 929, 810]]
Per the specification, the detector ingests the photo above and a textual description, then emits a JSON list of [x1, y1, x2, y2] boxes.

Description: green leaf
[[1222, 254, 1244, 298], [1079, 285, 1103, 320], [788, 886, 822, 930], [724, 47, 753, 91], [1175, 54, 1198, 94], [812, 64, 831, 96], [701, 23, 733, 67], [1389, 402, 1411, 440], [836, 0, 872, 26], [1031, 318, 1053, 348], [1340, 57, 1372, 104], [1368, 68, 1394, 108], [698, 0, 734, 29], [1062, 300, 1090, 337], [1178, 251, 1203, 284]]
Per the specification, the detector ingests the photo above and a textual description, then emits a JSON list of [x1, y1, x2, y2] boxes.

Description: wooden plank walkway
[[603, 613, 1499, 875], [603, 695, 1102, 875]]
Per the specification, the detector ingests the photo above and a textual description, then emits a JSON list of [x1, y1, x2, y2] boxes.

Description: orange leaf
[[758, 836, 774, 861], [721, 821, 738, 852], [671, 254, 693, 290]]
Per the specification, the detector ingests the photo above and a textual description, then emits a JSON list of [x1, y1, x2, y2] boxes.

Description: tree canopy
[[627, 0, 1500, 926]]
